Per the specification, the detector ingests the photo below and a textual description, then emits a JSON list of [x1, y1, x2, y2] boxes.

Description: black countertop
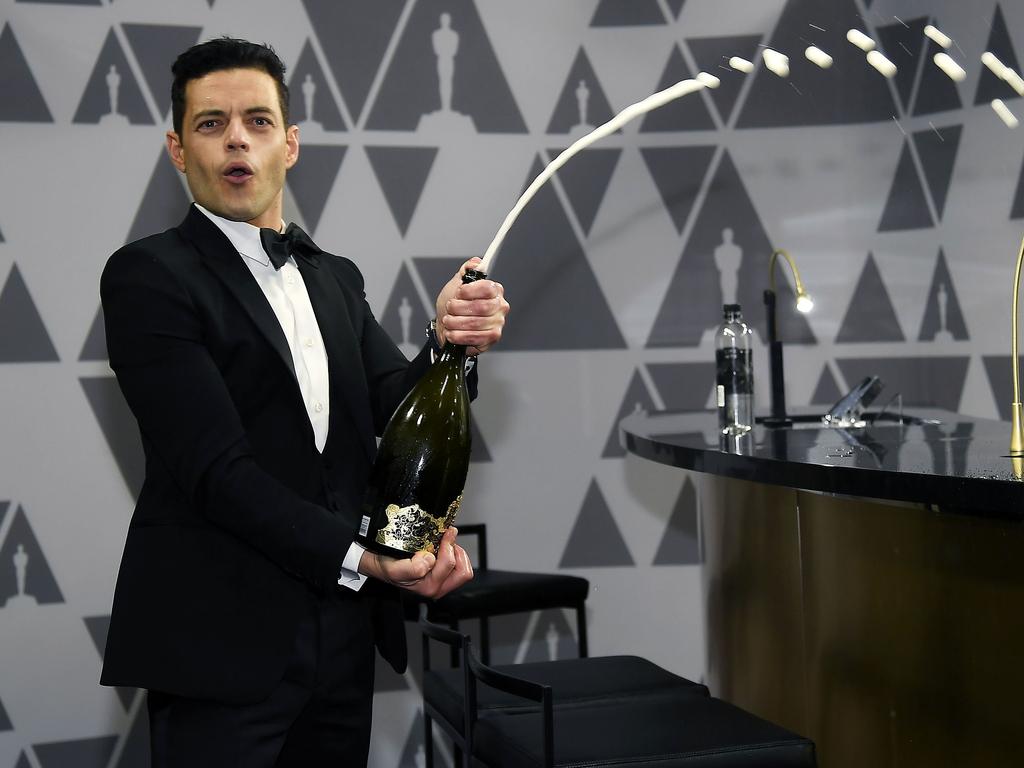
[[620, 408, 1024, 517]]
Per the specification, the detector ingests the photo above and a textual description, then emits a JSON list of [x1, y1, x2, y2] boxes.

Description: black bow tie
[[259, 223, 321, 270]]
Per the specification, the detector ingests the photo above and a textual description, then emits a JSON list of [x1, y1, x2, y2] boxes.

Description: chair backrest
[[465, 639, 555, 767], [420, 619, 475, 750]]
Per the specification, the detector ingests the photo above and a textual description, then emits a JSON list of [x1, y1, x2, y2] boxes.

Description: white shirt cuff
[[338, 541, 368, 591]]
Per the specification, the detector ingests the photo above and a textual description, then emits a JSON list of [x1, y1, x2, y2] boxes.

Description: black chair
[[406, 523, 589, 665], [465, 642, 817, 768], [420, 621, 710, 768]]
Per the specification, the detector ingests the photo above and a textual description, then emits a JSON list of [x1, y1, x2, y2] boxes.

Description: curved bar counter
[[621, 408, 1023, 768]]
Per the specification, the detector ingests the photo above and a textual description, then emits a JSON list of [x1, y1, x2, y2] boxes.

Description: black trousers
[[148, 589, 376, 768]]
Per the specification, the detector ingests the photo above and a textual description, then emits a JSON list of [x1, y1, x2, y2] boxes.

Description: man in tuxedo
[[99, 38, 509, 766]]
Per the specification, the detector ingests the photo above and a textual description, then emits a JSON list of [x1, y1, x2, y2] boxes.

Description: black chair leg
[[576, 602, 588, 658]]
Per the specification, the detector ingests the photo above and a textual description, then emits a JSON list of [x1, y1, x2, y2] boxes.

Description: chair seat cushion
[[472, 696, 816, 768], [422, 570, 589, 620], [424, 655, 708, 735]]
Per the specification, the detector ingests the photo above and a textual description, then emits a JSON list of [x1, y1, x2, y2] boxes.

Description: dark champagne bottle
[[356, 269, 484, 559]]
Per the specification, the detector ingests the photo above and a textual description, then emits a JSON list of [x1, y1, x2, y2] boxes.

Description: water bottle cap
[[723, 303, 742, 316]]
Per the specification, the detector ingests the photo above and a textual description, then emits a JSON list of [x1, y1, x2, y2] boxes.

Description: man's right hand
[[358, 526, 473, 599]]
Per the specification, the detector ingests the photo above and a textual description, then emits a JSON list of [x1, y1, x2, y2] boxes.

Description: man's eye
[[253, 117, 270, 126], [198, 120, 218, 129]]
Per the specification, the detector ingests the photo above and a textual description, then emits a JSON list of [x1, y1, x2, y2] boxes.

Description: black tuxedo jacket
[[99, 205, 460, 703]]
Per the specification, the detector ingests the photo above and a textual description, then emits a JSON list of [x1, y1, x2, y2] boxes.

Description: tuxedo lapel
[[178, 206, 298, 386], [296, 256, 377, 462]]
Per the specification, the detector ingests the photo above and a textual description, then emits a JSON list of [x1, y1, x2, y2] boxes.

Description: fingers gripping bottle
[[715, 303, 754, 435]]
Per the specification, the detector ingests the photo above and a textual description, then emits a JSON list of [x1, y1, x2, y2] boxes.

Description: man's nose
[[225, 120, 249, 150]]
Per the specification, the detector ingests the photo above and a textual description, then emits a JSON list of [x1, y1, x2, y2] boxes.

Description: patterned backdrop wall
[[1, 0, 1022, 765]]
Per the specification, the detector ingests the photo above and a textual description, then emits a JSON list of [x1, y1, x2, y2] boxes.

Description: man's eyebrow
[[191, 106, 276, 122]]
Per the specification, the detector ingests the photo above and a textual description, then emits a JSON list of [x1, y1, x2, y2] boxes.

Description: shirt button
[[304, 337, 314, 348], [286, 276, 296, 285], [314, 402, 324, 413]]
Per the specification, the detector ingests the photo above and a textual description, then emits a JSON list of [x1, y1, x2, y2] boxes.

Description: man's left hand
[[434, 258, 509, 355]]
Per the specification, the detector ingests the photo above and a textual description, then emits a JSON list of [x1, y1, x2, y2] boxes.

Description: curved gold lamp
[[763, 249, 813, 427], [1010, 235, 1024, 460]]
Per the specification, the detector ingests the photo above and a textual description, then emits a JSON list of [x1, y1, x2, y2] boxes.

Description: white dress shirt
[[195, 205, 366, 590]]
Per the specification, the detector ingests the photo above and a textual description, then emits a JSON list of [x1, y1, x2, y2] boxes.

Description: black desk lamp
[[763, 248, 813, 427]]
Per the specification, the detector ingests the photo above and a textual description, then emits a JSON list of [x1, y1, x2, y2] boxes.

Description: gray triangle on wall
[[982, 356, 1012, 421], [912, 124, 961, 221], [647, 151, 798, 347], [836, 356, 969, 410], [301, 0, 405, 124], [547, 48, 617, 135], [111, 699, 150, 768], [918, 249, 968, 341], [810, 363, 842, 405], [547, 147, 621, 235], [0, 226, 4, 241], [489, 157, 625, 350], [875, 17, 929, 116], [366, 0, 527, 133], [396, 711, 436, 768], [73, 27, 153, 125], [646, 362, 716, 411], [380, 262, 432, 357], [603, 369, 658, 458], [559, 479, 634, 568], [685, 35, 762, 126], [640, 145, 716, 234], [122, 24, 203, 119], [0, 696, 11, 731], [736, 0, 897, 127], [521, 608, 579, 662], [878, 141, 934, 232], [913, 36, 963, 116], [653, 477, 700, 565], [83, 615, 137, 710], [288, 39, 347, 131], [286, 145, 347, 236], [0, 264, 60, 362], [590, 0, 666, 26], [80, 376, 145, 500], [667, 0, 686, 19], [835, 254, 905, 343], [365, 146, 438, 236], [79, 306, 107, 361], [0, 23, 53, 122], [33, 736, 119, 768], [0, 505, 64, 606], [1012, 155, 1024, 219], [975, 6, 1023, 105], [640, 46, 715, 131], [126, 152, 191, 244], [14, 752, 31, 768]]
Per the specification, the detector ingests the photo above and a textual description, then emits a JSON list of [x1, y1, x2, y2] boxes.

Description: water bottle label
[[359, 515, 370, 538], [716, 384, 725, 407]]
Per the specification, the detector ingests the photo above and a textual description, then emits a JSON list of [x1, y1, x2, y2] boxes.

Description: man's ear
[[166, 131, 186, 173], [285, 124, 299, 170]]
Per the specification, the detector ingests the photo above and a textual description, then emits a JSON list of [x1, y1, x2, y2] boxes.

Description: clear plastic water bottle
[[715, 303, 754, 435]]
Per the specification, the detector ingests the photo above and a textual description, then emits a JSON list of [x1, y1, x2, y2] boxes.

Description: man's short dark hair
[[171, 37, 290, 137]]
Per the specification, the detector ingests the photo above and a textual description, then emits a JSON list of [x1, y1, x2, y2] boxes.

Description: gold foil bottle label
[[375, 502, 448, 554]]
